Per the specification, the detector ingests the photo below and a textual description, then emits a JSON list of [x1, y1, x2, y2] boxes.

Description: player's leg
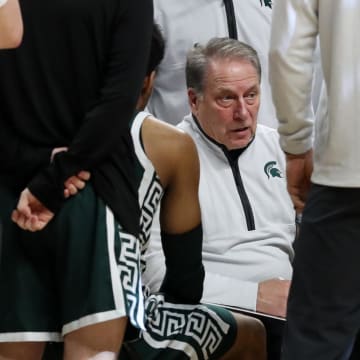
[[120, 294, 264, 360], [0, 342, 45, 360], [63, 317, 127, 360], [221, 312, 266, 360], [57, 186, 144, 360]]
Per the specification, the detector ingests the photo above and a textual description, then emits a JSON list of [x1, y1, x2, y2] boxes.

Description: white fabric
[[131, 111, 156, 196], [0, 0, 8, 7], [131, 111, 164, 268], [144, 115, 296, 311], [269, 0, 360, 187], [147, 0, 277, 127]]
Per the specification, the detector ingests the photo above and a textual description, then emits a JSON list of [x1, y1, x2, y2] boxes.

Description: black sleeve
[[0, 124, 52, 185], [28, 0, 154, 212], [160, 224, 205, 304]]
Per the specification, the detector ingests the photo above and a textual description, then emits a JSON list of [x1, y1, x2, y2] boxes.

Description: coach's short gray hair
[[186, 37, 261, 95]]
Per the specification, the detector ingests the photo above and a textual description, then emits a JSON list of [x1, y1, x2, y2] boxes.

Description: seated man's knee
[[240, 315, 265, 340], [222, 313, 266, 360]]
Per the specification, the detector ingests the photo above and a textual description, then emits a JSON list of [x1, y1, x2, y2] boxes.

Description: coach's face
[[189, 58, 260, 150]]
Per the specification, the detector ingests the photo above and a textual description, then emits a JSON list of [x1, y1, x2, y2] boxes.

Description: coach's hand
[[256, 278, 291, 318], [12, 188, 54, 232]]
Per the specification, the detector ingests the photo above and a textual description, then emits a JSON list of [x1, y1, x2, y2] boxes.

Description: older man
[[144, 37, 296, 359], [147, 0, 277, 127]]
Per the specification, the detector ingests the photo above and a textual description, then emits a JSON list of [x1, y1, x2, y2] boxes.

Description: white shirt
[[147, 0, 277, 127], [144, 115, 295, 311], [269, 0, 360, 187]]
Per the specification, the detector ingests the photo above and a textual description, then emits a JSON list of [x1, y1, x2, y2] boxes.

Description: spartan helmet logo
[[260, 0, 272, 9], [264, 161, 283, 179]]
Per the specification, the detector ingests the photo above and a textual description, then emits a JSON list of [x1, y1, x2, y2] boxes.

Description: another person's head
[[186, 37, 261, 150], [137, 23, 165, 110]]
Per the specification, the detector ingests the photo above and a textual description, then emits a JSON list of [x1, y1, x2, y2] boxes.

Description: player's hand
[[64, 171, 91, 198], [256, 278, 291, 318], [11, 188, 54, 232]]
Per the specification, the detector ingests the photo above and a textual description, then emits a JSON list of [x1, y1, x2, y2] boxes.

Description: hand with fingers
[[63, 170, 91, 198], [12, 170, 91, 232], [11, 188, 54, 232], [11, 146, 91, 231], [256, 278, 291, 318], [51, 147, 91, 198]]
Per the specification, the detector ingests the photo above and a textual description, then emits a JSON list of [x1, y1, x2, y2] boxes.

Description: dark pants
[[349, 331, 360, 359], [282, 184, 360, 360]]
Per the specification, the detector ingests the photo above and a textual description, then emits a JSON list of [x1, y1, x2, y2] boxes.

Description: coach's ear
[[188, 87, 200, 115], [136, 71, 156, 111]]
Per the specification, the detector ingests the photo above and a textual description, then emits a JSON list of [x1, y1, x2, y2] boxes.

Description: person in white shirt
[[0, 0, 22, 49], [144, 37, 296, 360], [147, 0, 277, 128], [269, 1, 360, 359]]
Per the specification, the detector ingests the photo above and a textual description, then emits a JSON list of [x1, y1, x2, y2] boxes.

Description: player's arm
[[141, 116, 201, 232], [142, 117, 204, 303], [159, 132, 204, 304], [0, 0, 23, 49], [155, 138, 200, 232]]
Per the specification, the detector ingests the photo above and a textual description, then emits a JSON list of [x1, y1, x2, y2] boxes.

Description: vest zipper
[[224, 0, 238, 39], [227, 156, 256, 231]]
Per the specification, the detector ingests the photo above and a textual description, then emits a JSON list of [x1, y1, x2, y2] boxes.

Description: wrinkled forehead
[[204, 58, 260, 89]]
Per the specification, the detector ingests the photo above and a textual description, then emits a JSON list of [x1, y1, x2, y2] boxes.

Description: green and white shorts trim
[[122, 293, 237, 360], [0, 184, 144, 342]]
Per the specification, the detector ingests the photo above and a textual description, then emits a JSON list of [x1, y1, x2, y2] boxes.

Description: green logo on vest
[[260, 0, 272, 9], [264, 161, 282, 179]]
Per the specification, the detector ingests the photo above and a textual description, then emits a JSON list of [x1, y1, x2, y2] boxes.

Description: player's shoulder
[[142, 115, 196, 157], [142, 115, 198, 187]]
